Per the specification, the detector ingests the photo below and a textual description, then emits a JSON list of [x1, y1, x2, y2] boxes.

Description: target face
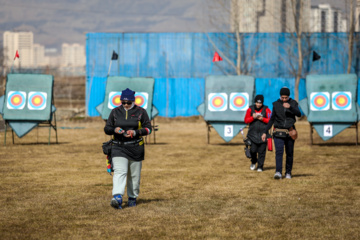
[[230, 92, 249, 111], [28, 92, 47, 110], [7, 91, 26, 110], [332, 91, 351, 110], [208, 93, 227, 112], [108, 91, 122, 109], [310, 92, 330, 111], [134, 92, 149, 109]]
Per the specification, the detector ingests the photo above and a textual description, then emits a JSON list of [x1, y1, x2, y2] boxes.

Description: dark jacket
[[104, 105, 152, 161], [244, 105, 271, 144], [264, 98, 301, 133]]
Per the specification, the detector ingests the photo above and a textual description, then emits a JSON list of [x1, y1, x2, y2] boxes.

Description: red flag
[[212, 52, 222, 62], [14, 50, 19, 60]]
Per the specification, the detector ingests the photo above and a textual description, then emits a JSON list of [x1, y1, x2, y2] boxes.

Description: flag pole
[[209, 62, 214, 74], [107, 60, 112, 77]]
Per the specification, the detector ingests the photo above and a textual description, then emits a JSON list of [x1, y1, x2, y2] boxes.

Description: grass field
[[0, 117, 359, 239]]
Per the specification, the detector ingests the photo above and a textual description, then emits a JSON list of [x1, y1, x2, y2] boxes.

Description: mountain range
[[0, 0, 348, 51]]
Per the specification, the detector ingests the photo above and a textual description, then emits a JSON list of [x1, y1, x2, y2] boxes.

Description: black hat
[[254, 94, 264, 103], [280, 87, 290, 96]]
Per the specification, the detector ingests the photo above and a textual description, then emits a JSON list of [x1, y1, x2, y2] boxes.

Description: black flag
[[111, 50, 118, 60], [312, 51, 321, 62]]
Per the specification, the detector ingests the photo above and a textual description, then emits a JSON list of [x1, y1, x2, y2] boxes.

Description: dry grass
[[0, 117, 359, 239]]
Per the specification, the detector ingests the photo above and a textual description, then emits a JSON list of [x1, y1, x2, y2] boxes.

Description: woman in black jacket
[[104, 88, 152, 209], [261, 87, 301, 180]]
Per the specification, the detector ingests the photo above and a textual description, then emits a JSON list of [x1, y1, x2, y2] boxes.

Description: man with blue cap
[[104, 88, 152, 209]]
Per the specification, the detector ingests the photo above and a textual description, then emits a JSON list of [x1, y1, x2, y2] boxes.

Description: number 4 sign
[[224, 125, 234, 137], [324, 124, 333, 137]]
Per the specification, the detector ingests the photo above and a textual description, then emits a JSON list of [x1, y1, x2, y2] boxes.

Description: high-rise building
[[230, 0, 311, 33], [356, 0, 360, 32], [61, 43, 86, 67], [33, 43, 46, 67], [310, 4, 347, 32], [3, 31, 34, 68]]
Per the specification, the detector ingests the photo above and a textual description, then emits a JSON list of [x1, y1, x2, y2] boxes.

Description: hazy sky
[[0, 0, 350, 51]]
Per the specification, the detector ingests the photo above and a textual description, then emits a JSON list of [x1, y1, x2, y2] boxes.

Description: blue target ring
[[135, 92, 148, 109], [311, 92, 329, 111], [230, 92, 248, 111], [7, 91, 26, 109], [208, 93, 227, 111], [332, 92, 351, 110], [108, 92, 122, 109], [28, 92, 47, 110]]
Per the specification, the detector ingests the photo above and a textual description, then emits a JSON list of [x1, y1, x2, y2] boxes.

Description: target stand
[[1, 74, 58, 145], [309, 122, 358, 145]]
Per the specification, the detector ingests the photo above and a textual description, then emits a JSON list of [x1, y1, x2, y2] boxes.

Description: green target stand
[[0, 74, 58, 145], [96, 76, 159, 143], [197, 75, 255, 143], [299, 74, 359, 144]]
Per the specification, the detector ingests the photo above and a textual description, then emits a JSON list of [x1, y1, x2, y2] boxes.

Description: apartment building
[[3, 31, 34, 68], [230, 0, 311, 33]]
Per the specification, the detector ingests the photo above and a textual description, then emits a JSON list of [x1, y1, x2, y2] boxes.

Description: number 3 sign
[[224, 125, 234, 137]]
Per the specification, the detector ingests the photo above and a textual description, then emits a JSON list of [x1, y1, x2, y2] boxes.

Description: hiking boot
[[250, 164, 256, 171], [257, 168, 263, 172], [274, 172, 282, 179], [285, 173, 292, 179], [128, 197, 137, 207], [110, 194, 122, 209]]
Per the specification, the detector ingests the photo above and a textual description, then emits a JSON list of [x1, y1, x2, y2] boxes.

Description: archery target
[[332, 91, 351, 110], [7, 91, 26, 110], [28, 92, 47, 110], [135, 92, 149, 109], [208, 93, 227, 112], [229, 92, 249, 111], [310, 92, 330, 111], [108, 91, 122, 109]]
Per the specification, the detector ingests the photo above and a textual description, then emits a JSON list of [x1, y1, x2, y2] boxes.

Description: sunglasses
[[121, 101, 133, 105]]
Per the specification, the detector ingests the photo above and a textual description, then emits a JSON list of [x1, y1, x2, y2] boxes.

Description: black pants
[[274, 136, 295, 174], [250, 142, 267, 169]]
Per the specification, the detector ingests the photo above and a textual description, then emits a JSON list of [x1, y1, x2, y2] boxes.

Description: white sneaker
[[250, 164, 256, 171], [257, 168, 263, 172], [274, 172, 282, 179], [285, 173, 292, 179]]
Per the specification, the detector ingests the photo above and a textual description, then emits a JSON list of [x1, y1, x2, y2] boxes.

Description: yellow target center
[[13, 97, 20, 103], [316, 98, 323, 105], [135, 98, 142, 104], [114, 97, 121, 104], [236, 98, 243, 105], [214, 98, 222, 106], [34, 97, 41, 104], [338, 97, 345, 104]]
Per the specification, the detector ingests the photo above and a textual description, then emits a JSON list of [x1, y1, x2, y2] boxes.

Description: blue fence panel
[[86, 32, 359, 117], [153, 78, 204, 117]]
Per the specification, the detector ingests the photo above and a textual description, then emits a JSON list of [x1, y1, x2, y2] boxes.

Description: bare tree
[[347, 0, 356, 73], [291, 0, 304, 102], [205, 0, 262, 75]]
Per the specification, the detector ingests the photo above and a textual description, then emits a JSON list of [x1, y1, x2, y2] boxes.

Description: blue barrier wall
[[86, 32, 360, 117]]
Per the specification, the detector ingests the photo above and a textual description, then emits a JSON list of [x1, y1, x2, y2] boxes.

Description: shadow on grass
[[312, 142, 359, 147], [5, 142, 69, 146], [211, 142, 244, 146], [263, 166, 276, 171], [292, 173, 314, 178], [136, 198, 164, 205], [145, 142, 168, 145]]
